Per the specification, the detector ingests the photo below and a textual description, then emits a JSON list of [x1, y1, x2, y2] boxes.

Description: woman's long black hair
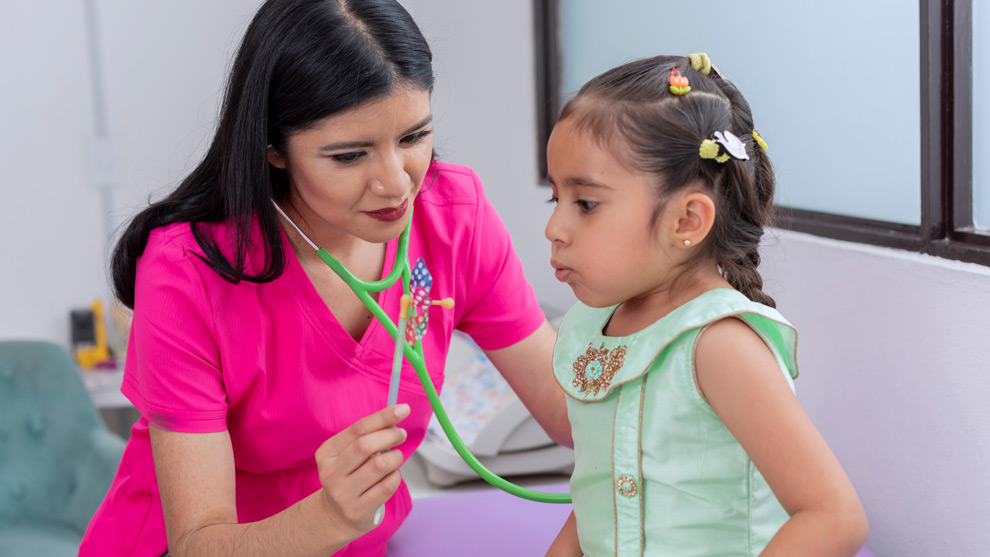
[[111, 0, 434, 308]]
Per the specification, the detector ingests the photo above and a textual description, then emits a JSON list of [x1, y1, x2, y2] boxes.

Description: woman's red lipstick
[[364, 199, 408, 222]]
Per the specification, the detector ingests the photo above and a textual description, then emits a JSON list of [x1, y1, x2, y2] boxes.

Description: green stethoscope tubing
[[279, 202, 570, 504]]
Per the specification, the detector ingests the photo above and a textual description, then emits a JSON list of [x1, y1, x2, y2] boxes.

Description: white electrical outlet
[[85, 137, 123, 190]]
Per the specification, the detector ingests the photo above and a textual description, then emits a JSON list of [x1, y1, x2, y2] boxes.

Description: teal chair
[[0, 340, 125, 555]]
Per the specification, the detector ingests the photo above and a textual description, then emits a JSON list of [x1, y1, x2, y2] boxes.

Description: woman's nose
[[371, 150, 409, 196]]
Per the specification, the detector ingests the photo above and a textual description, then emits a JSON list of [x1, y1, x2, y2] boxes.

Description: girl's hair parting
[[558, 54, 776, 307], [111, 0, 434, 308]]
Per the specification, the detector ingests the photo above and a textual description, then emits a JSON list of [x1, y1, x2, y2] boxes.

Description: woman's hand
[[151, 403, 411, 556], [314, 403, 411, 537]]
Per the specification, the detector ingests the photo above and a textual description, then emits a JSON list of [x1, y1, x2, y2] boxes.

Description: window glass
[[560, 0, 921, 225], [973, 1, 989, 230]]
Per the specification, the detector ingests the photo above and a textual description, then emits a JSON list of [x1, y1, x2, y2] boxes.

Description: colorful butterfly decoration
[[405, 257, 434, 345]]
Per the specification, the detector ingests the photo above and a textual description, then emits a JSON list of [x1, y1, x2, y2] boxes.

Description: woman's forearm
[[169, 491, 352, 557]]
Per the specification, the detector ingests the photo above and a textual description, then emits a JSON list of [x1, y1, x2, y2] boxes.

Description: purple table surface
[[387, 483, 875, 556]]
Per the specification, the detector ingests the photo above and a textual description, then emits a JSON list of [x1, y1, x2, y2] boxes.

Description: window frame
[[533, 0, 990, 266]]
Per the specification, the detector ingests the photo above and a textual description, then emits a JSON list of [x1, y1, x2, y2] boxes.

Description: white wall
[[4, 1, 988, 555], [0, 1, 260, 344]]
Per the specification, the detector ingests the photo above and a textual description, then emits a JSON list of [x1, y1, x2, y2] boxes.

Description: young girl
[[544, 54, 868, 556]]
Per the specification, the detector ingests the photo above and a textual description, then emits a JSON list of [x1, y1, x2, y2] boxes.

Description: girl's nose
[[545, 208, 567, 245]]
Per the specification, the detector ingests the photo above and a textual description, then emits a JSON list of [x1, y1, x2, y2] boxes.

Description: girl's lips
[[364, 199, 408, 222], [554, 267, 571, 282]]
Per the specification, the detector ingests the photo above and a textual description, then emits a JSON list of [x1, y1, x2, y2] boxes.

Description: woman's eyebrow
[[400, 115, 433, 136], [319, 115, 433, 152]]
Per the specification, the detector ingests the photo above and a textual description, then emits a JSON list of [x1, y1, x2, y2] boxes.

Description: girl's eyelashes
[[576, 200, 598, 213], [545, 196, 597, 213]]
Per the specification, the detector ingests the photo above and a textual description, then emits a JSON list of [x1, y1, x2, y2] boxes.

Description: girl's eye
[[546, 196, 558, 205], [331, 151, 364, 164], [401, 129, 432, 144], [577, 200, 598, 212]]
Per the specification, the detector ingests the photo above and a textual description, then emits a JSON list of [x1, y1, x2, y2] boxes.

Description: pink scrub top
[[80, 162, 545, 556]]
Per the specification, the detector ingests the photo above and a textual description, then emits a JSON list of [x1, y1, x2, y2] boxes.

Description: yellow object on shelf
[[75, 299, 111, 369]]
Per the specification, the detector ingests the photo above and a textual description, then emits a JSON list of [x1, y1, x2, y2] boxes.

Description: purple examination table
[[387, 483, 876, 556]]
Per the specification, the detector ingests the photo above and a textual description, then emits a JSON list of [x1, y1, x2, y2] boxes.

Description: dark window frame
[[533, 0, 990, 266]]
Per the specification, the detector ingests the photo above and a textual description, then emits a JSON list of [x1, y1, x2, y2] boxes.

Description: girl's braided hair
[[558, 54, 776, 307]]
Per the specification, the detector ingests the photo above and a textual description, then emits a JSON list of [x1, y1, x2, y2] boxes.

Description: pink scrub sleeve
[[121, 232, 229, 433], [452, 167, 545, 350]]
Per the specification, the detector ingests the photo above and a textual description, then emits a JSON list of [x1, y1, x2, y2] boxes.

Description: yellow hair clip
[[752, 129, 768, 151], [700, 131, 749, 164], [699, 139, 720, 160], [687, 53, 711, 75]]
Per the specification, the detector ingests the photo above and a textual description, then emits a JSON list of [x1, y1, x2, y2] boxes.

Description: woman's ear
[[267, 145, 287, 169], [673, 191, 716, 248]]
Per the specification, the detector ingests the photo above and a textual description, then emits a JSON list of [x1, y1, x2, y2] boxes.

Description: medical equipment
[[272, 201, 570, 505]]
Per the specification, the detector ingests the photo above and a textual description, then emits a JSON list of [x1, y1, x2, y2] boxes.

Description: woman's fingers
[[314, 405, 411, 531], [319, 404, 410, 456]]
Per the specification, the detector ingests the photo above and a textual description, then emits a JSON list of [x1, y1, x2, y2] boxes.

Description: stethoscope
[[272, 200, 570, 505]]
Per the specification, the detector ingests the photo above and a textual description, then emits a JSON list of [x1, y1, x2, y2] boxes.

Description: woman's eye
[[331, 151, 364, 164], [401, 129, 432, 144], [577, 200, 598, 212]]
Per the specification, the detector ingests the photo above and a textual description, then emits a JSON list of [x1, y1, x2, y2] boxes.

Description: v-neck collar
[[280, 227, 401, 360]]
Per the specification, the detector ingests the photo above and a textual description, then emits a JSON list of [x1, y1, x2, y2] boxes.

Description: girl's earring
[[683, 239, 692, 247]]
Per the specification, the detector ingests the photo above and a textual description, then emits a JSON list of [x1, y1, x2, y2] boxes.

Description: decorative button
[[616, 475, 638, 497]]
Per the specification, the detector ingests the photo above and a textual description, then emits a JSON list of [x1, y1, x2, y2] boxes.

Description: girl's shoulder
[[554, 289, 799, 401]]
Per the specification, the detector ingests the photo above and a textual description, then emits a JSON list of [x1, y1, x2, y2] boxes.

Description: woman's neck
[[277, 199, 366, 260]]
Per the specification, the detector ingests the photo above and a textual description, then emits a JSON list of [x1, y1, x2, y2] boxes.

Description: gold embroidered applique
[[572, 343, 627, 396]]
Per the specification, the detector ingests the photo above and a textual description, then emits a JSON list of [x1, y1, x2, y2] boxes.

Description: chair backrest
[[0, 340, 124, 534]]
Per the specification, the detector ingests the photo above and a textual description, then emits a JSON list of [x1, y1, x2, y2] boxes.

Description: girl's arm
[[484, 320, 573, 447], [546, 510, 582, 556], [695, 318, 868, 557], [150, 405, 409, 556]]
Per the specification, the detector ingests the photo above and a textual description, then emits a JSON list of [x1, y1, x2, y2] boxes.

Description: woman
[[80, 1, 568, 555]]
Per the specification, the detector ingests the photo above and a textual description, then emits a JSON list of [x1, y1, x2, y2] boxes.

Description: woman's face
[[269, 87, 433, 246]]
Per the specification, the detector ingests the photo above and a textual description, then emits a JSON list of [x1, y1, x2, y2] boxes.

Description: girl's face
[[269, 87, 433, 246], [545, 117, 680, 308]]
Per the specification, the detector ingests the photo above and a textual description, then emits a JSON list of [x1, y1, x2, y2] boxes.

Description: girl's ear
[[673, 191, 716, 248], [267, 145, 287, 169]]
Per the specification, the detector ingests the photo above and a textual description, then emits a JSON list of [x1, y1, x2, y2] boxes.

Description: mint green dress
[[553, 289, 799, 556]]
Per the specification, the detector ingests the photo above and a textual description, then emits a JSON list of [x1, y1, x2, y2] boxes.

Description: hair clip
[[687, 52, 726, 80], [699, 130, 749, 163], [752, 129, 768, 151], [687, 53, 711, 75], [669, 68, 691, 95]]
